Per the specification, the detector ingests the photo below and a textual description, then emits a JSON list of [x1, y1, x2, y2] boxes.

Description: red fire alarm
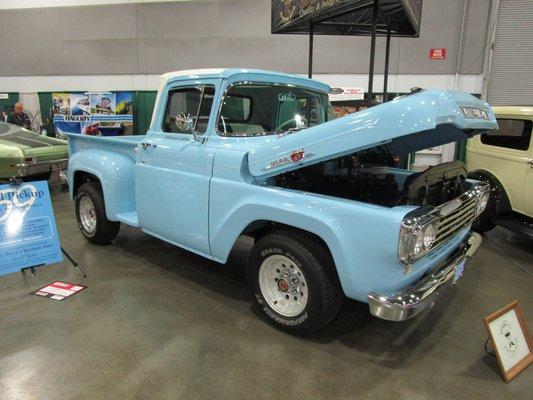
[[429, 48, 446, 60]]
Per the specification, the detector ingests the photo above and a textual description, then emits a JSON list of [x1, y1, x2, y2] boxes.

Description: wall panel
[[487, 0, 533, 105], [62, 39, 139, 74], [60, 4, 138, 41], [0, 0, 490, 76]]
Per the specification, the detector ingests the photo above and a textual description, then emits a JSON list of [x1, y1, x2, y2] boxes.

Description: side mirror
[[174, 112, 194, 133], [174, 113, 204, 143]]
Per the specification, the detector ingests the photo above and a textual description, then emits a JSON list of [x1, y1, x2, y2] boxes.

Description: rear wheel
[[75, 182, 120, 244], [247, 231, 342, 335]]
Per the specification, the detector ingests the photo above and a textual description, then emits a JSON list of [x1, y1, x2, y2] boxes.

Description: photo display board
[[53, 92, 133, 136], [485, 301, 533, 382]]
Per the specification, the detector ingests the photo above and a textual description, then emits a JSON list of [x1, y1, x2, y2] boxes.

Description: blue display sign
[[0, 181, 62, 276]]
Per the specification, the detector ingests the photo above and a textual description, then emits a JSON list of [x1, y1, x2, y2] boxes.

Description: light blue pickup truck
[[67, 69, 497, 335]]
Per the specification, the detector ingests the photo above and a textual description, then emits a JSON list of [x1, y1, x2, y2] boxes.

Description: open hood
[[247, 90, 497, 178]]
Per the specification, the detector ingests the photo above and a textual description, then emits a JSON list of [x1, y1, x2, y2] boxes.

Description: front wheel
[[75, 182, 120, 244], [247, 231, 342, 335]]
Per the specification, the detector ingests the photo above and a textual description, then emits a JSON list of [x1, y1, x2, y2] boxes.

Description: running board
[[115, 211, 140, 227]]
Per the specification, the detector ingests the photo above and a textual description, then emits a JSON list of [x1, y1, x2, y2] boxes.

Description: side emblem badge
[[290, 149, 305, 162]]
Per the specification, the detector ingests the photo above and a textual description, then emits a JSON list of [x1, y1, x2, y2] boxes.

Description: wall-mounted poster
[[53, 91, 133, 137]]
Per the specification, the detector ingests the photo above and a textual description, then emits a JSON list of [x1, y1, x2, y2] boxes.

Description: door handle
[[527, 159, 533, 167], [141, 142, 157, 151]]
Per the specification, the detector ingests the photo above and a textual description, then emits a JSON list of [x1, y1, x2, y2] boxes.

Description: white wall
[[0, 0, 192, 9], [0, 73, 483, 94]]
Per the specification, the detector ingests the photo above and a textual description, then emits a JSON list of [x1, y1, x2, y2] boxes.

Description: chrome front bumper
[[14, 158, 69, 177], [368, 232, 482, 322]]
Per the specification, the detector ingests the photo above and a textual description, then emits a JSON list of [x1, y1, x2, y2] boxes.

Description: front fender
[[68, 149, 136, 220], [209, 189, 350, 294], [208, 178, 415, 301]]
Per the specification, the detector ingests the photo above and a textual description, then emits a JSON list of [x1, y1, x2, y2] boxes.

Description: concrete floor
[[1, 185, 532, 400]]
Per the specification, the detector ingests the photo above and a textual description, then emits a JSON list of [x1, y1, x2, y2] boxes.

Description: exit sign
[[429, 48, 446, 60]]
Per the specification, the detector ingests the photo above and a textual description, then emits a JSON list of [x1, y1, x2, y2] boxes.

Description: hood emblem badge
[[290, 148, 305, 162], [261, 150, 316, 172]]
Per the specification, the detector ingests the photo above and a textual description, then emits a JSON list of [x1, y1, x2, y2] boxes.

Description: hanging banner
[[53, 91, 133, 137], [0, 181, 62, 276]]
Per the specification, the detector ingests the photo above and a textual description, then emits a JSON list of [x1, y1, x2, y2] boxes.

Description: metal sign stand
[[61, 247, 86, 277], [21, 247, 86, 278]]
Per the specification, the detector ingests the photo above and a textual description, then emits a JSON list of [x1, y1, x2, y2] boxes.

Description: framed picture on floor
[[484, 300, 533, 382]]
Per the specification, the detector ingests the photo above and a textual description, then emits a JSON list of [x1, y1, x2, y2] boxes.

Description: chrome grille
[[433, 183, 489, 248]]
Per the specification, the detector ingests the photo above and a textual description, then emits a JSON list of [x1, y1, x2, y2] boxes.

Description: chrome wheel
[[79, 196, 97, 234], [258, 255, 308, 317]]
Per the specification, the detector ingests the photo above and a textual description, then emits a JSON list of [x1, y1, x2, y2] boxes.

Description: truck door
[[136, 80, 217, 256]]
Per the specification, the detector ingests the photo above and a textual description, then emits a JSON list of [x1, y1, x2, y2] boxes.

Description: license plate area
[[453, 259, 467, 284]]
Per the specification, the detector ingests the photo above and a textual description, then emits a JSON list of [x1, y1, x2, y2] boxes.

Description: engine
[[273, 147, 469, 208]]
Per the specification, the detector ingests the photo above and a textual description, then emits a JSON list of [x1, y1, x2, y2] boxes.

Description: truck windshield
[[218, 83, 335, 137]]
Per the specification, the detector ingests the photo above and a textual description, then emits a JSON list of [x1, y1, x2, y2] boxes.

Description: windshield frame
[[215, 81, 332, 137]]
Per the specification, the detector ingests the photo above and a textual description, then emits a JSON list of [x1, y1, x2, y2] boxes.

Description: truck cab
[[67, 69, 497, 335], [467, 106, 533, 238]]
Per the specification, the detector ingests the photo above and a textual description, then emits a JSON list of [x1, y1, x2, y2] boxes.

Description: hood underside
[[247, 90, 497, 179]]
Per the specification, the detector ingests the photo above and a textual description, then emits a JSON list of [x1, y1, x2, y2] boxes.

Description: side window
[[163, 86, 215, 134], [481, 118, 532, 151]]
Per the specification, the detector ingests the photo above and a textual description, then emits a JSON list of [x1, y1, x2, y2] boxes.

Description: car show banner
[[0, 181, 62, 276], [53, 91, 133, 136]]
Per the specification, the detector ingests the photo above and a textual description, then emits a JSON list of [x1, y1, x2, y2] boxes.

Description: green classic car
[[0, 122, 68, 181]]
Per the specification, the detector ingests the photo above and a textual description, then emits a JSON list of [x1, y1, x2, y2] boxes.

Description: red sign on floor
[[429, 48, 446, 60], [33, 281, 86, 301]]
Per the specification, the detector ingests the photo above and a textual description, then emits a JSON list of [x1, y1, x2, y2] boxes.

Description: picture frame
[[484, 300, 533, 382]]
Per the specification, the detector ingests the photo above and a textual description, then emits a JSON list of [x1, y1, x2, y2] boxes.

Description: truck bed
[[66, 133, 145, 162]]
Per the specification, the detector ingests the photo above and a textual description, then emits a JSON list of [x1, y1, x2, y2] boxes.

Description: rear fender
[[68, 149, 136, 220]]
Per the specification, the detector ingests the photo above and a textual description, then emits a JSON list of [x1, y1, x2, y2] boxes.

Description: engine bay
[[272, 147, 469, 208]]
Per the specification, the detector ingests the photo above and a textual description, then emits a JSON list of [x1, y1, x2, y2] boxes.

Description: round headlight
[[411, 222, 438, 259], [398, 213, 440, 264], [412, 233, 425, 258], [476, 192, 490, 215], [422, 223, 437, 250]]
